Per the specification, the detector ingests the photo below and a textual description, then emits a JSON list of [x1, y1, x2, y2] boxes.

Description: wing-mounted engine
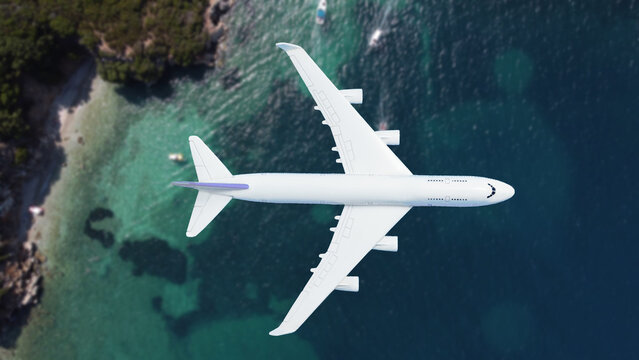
[[339, 88, 363, 104], [375, 130, 400, 146], [335, 276, 359, 292], [314, 88, 363, 110], [373, 236, 398, 252]]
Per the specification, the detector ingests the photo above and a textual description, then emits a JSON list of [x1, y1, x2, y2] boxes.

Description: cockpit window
[[487, 183, 496, 198]]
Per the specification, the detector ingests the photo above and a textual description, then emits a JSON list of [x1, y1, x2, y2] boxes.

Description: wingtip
[[276, 42, 301, 52], [188, 135, 201, 142], [269, 320, 298, 336], [269, 326, 293, 336]]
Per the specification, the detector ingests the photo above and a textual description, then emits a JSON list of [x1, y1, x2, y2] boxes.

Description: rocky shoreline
[[0, 0, 234, 348], [0, 241, 45, 347], [0, 59, 96, 347]]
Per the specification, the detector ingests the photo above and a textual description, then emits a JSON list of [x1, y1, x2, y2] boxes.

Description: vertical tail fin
[[181, 136, 233, 237]]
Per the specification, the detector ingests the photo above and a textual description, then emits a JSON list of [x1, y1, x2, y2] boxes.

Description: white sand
[[25, 61, 99, 247]]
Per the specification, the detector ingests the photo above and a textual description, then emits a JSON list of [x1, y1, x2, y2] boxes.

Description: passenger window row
[[427, 179, 468, 183], [428, 198, 467, 201]]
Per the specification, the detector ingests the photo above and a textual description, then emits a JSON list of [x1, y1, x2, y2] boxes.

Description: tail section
[[189, 135, 231, 181], [186, 191, 231, 237], [175, 136, 240, 237]]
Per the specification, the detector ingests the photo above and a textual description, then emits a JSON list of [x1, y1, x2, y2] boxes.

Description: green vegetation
[[0, 287, 9, 300], [0, 241, 10, 263], [0, 1, 52, 140], [0, 248, 9, 263], [0, 0, 211, 140], [85, 0, 210, 83], [13, 147, 28, 165]]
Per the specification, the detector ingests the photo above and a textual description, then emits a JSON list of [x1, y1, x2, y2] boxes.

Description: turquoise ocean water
[[14, 1, 639, 358]]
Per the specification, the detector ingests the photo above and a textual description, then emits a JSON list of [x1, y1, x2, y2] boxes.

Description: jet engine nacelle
[[340, 88, 363, 104], [373, 236, 398, 252], [375, 130, 400, 146], [314, 89, 363, 110], [335, 276, 359, 292]]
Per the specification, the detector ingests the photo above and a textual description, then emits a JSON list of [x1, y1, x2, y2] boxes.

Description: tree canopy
[[0, 0, 211, 140]]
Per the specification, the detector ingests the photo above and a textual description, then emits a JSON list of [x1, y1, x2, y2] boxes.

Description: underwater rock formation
[[84, 208, 115, 248], [118, 238, 187, 284]]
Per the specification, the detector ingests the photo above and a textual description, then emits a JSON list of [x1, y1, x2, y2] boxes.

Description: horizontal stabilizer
[[189, 136, 231, 181], [186, 191, 231, 237]]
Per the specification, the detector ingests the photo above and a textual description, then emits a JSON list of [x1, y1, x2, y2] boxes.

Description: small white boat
[[369, 28, 383, 48], [316, 0, 327, 25], [29, 206, 44, 216], [168, 153, 185, 162]]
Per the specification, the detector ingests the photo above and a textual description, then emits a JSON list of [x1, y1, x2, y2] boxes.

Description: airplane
[[172, 42, 515, 336]]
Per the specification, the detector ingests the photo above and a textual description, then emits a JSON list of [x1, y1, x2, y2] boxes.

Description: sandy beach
[[24, 61, 98, 260], [0, 58, 99, 356]]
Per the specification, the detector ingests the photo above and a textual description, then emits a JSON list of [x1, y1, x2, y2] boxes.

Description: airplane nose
[[503, 183, 515, 200]]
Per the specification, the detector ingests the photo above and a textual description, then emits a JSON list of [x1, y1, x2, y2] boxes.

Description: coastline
[[0, 60, 98, 349], [21, 60, 96, 237], [25, 61, 99, 251], [0, 1, 236, 350], [21, 0, 237, 250]]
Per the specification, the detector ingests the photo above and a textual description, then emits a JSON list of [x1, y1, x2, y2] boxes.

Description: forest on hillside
[[0, 0, 213, 141]]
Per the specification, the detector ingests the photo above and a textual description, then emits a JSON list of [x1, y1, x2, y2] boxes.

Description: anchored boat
[[316, 0, 327, 25], [168, 153, 185, 162]]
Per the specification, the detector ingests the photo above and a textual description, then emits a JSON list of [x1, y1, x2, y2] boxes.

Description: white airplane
[[173, 43, 515, 336]]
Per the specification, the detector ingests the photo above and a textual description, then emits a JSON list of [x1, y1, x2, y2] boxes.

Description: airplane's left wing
[[269, 205, 411, 336], [277, 43, 411, 176]]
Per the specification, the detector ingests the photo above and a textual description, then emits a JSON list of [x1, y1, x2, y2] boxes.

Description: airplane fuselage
[[206, 173, 515, 207]]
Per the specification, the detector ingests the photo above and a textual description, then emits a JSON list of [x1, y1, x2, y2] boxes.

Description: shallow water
[[15, 1, 639, 358]]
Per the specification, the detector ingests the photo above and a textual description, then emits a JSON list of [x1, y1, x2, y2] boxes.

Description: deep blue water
[[275, 1, 639, 357]]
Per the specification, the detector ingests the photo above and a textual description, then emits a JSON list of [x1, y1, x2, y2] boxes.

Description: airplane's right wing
[[270, 204, 411, 336], [277, 43, 411, 176]]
